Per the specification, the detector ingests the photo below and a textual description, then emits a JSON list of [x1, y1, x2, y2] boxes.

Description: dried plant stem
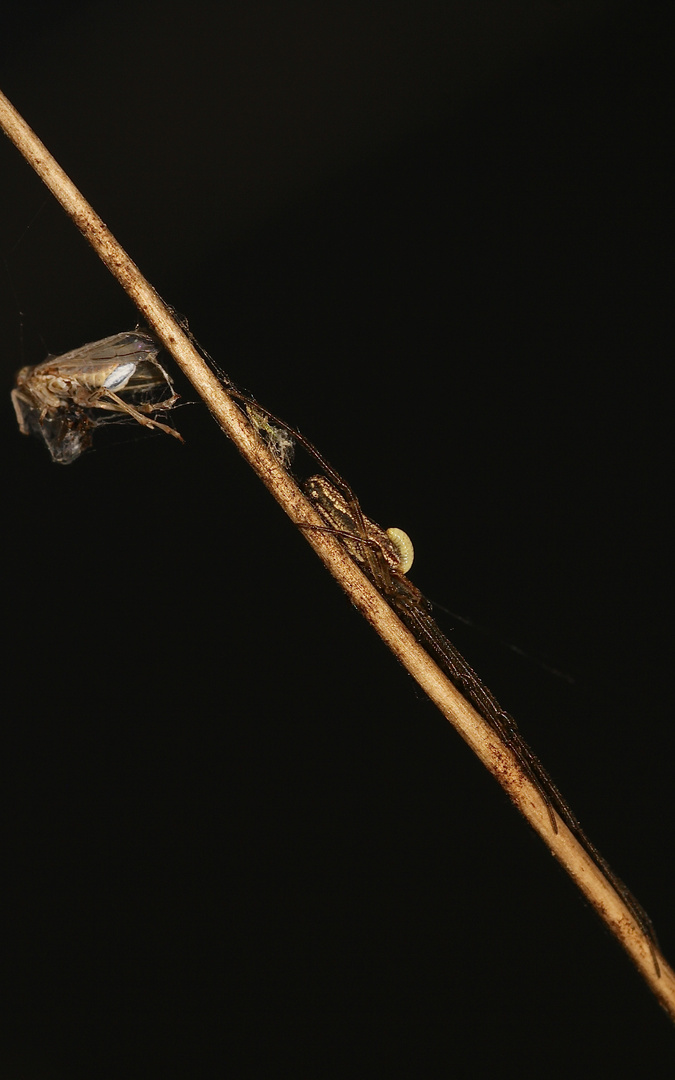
[[2, 87, 673, 1020]]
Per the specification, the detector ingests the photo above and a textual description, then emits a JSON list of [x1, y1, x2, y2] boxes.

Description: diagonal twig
[[2, 86, 673, 1021]]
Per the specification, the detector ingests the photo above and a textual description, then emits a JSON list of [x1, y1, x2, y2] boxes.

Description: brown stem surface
[[2, 86, 673, 1022]]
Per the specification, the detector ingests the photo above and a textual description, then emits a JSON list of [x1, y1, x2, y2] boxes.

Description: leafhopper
[[11, 330, 183, 464]]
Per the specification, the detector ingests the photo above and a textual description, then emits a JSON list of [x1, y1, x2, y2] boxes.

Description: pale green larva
[[386, 527, 414, 574]]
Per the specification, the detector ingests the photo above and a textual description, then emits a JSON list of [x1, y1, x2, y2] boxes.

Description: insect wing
[[43, 330, 159, 369], [39, 331, 160, 387], [46, 332, 175, 405]]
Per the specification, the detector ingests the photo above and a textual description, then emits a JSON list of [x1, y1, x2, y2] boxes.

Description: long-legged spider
[[216, 370, 660, 975]]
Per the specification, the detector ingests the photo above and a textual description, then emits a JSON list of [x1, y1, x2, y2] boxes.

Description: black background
[[2, 2, 673, 1074]]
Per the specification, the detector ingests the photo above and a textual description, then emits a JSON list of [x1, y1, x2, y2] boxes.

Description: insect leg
[[96, 390, 184, 442]]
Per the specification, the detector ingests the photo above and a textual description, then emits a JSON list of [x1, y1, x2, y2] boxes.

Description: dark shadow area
[[2, 3, 673, 1074]]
